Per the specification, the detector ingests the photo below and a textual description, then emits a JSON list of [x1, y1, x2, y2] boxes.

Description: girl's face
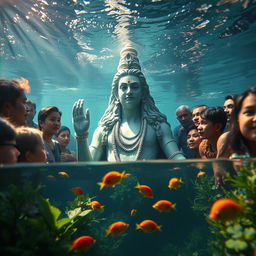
[[40, 111, 61, 136], [0, 139, 20, 164], [238, 93, 256, 143], [57, 130, 70, 147], [26, 138, 47, 163], [187, 129, 202, 149]]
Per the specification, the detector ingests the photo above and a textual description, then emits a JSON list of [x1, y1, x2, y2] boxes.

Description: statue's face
[[118, 75, 142, 108]]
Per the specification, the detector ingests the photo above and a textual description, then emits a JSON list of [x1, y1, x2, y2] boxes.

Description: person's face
[[192, 106, 206, 127], [57, 130, 70, 148], [9, 93, 27, 126], [25, 104, 36, 122], [0, 139, 20, 164], [118, 75, 142, 109], [187, 129, 202, 149], [223, 99, 234, 122], [26, 138, 47, 163], [176, 108, 192, 127], [40, 111, 61, 136], [238, 93, 256, 143], [197, 118, 218, 140]]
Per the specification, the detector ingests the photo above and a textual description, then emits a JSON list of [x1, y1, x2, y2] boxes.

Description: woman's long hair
[[98, 69, 168, 137], [220, 86, 256, 156]]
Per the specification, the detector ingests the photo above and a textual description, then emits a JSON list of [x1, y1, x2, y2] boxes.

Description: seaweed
[[207, 161, 256, 256]]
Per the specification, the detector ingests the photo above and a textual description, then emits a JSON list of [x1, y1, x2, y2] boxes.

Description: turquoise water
[[1, 0, 256, 132], [1, 159, 223, 255], [1, 1, 256, 254]]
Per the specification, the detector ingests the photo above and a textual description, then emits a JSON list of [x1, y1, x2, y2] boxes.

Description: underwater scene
[[1, 159, 256, 255]]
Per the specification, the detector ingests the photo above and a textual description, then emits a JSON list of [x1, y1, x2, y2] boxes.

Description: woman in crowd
[[186, 125, 202, 158], [16, 127, 47, 163], [38, 106, 62, 163], [0, 118, 20, 164], [217, 86, 256, 158], [214, 86, 256, 187], [55, 126, 76, 162]]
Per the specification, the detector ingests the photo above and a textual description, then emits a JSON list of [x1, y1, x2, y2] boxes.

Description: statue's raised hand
[[72, 99, 90, 136]]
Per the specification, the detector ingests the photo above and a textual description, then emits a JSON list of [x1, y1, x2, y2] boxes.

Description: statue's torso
[[106, 123, 160, 161]]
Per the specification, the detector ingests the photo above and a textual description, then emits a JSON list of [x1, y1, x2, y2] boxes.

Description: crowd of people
[[0, 78, 76, 164], [0, 47, 255, 170], [1, 76, 255, 165]]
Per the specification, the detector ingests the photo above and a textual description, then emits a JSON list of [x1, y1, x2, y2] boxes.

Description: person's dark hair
[[38, 106, 62, 130], [200, 107, 227, 132], [0, 118, 16, 144], [221, 86, 256, 156], [224, 94, 235, 101], [192, 104, 208, 111], [26, 99, 36, 110], [16, 127, 43, 162], [186, 124, 198, 133], [56, 126, 70, 137], [0, 78, 30, 112]]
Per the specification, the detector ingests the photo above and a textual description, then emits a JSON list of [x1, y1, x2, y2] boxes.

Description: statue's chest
[[106, 124, 158, 161]]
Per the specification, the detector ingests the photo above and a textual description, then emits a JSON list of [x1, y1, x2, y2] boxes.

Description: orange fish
[[71, 187, 83, 196], [152, 200, 176, 212], [197, 171, 206, 177], [98, 171, 126, 190], [136, 219, 161, 233], [135, 183, 153, 198], [88, 200, 104, 210], [168, 177, 183, 189], [47, 175, 55, 180], [58, 171, 69, 178], [106, 221, 129, 236], [130, 209, 137, 216], [71, 235, 96, 251], [209, 198, 242, 222]]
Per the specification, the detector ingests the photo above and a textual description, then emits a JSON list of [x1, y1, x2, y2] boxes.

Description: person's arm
[[72, 99, 92, 161], [159, 123, 185, 160]]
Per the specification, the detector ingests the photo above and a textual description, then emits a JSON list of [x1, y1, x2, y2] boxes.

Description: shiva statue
[[72, 46, 185, 161]]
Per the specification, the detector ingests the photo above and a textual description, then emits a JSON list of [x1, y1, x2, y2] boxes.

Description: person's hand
[[212, 162, 226, 188], [72, 99, 90, 136]]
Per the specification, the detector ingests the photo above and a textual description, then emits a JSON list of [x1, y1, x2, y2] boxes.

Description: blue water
[[1, 0, 256, 133]]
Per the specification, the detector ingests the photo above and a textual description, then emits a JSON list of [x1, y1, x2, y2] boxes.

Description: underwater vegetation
[[208, 161, 256, 256]]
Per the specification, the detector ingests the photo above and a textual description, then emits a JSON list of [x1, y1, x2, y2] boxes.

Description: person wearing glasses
[[0, 118, 20, 164], [173, 105, 196, 158]]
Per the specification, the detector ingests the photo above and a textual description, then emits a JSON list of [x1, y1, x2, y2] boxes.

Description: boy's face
[[197, 117, 219, 140]]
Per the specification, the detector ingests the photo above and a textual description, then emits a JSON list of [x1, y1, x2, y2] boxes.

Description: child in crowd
[[38, 106, 62, 163], [186, 125, 202, 158], [0, 118, 20, 164], [55, 126, 77, 162], [16, 127, 47, 163], [197, 107, 227, 159]]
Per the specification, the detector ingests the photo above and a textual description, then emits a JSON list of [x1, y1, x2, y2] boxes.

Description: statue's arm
[[159, 123, 186, 160], [89, 126, 105, 161]]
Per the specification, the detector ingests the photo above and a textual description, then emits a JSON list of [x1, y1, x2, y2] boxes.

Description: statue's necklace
[[112, 119, 147, 161]]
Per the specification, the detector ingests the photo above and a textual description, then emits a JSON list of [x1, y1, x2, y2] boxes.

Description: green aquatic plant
[[191, 174, 218, 214], [0, 183, 96, 255], [208, 161, 256, 256]]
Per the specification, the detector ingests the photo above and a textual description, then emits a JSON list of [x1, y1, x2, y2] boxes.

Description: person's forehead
[[224, 99, 234, 106], [192, 106, 205, 113], [119, 75, 140, 84], [177, 108, 189, 114]]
